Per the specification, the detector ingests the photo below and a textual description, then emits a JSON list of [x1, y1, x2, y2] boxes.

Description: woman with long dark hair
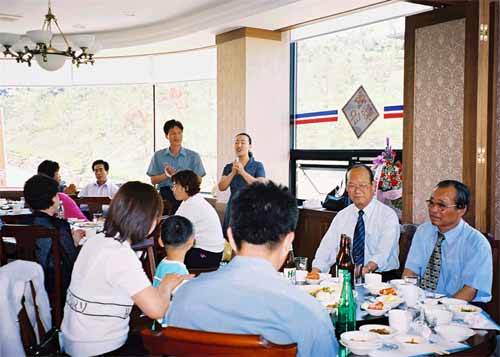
[[61, 181, 187, 356]]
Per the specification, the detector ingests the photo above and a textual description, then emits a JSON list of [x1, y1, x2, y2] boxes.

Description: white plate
[[448, 304, 482, 320], [359, 324, 396, 339], [340, 331, 381, 355], [365, 283, 391, 295], [376, 295, 403, 308], [439, 297, 467, 306], [435, 324, 475, 342], [361, 302, 390, 316]]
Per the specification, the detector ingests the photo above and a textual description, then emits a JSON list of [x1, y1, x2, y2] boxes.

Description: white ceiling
[[0, 0, 392, 52]]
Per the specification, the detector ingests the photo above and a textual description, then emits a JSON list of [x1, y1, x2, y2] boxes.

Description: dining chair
[[72, 196, 111, 217], [141, 326, 298, 356], [131, 238, 156, 282], [0, 224, 63, 327]]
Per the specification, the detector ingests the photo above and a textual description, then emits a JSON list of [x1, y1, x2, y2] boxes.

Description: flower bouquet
[[373, 138, 403, 214]]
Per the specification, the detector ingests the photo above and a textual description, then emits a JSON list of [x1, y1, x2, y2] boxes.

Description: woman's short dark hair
[[171, 170, 200, 196], [24, 174, 59, 211], [104, 181, 163, 244], [436, 180, 470, 211], [37, 160, 60, 179], [163, 119, 184, 135], [161, 216, 193, 247], [230, 181, 298, 250]]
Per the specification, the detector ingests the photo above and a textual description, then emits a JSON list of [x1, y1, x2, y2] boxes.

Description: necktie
[[352, 210, 365, 265], [421, 232, 446, 291]]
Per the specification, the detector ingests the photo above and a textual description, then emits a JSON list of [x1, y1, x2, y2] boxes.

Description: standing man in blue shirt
[[167, 181, 338, 357], [147, 119, 205, 212], [403, 180, 492, 302], [311, 164, 400, 281]]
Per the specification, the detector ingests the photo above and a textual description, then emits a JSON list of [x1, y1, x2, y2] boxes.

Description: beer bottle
[[283, 246, 296, 284], [337, 234, 355, 289]]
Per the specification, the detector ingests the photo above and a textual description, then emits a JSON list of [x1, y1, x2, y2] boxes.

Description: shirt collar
[[167, 147, 186, 157], [229, 255, 277, 274], [354, 197, 376, 217], [433, 219, 465, 244], [94, 180, 110, 187]]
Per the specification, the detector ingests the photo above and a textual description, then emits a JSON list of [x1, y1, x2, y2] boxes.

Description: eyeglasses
[[170, 183, 177, 190], [347, 183, 371, 191], [425, 199, 457, 211]]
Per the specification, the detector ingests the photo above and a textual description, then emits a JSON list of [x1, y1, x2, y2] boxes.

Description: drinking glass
[[92, 212, 103, 224], [354, 264, 364, 285], [294, 257, 308, 271], [404, 275, 419, 286]]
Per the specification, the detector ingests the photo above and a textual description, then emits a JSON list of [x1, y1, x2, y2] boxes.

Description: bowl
[[395, 334, 426, 351], [376, 294, 403, 308], [439, 297, 467, 307], [359, 324, 396, 339], [390, 279, 406, 287], [424, 307, 453, 326], [361, 302, 390, 316], [435, 325, 475, 342], [340, 331, 381, 355], [306, 278, 321, 285], [365, 282, 391, 295], [448, 304, 482, 320]]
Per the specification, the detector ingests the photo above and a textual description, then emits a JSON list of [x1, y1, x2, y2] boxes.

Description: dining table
[[302, 282, 498, 356]]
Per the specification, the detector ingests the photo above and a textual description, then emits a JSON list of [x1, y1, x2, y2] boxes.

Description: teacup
[[389, 309, 411, 334], [424, 307, 453, 326], [364, 273, 382, 285], [400, 284, 421, 308]]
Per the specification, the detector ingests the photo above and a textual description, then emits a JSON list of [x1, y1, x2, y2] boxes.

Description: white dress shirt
[[312, 198, 400, 273], [78, 180, 119, 198]]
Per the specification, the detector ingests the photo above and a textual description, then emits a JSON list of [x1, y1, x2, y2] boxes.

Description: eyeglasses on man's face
[[347, 183, 371, 191], [425, 199, 457, 211]]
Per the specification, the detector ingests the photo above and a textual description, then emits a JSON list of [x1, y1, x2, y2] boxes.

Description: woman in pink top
[[37, 160, 88, 221]]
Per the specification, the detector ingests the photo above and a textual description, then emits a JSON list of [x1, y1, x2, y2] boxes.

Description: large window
[[0, 47, 217, 192], [291, 17, 405, 200]]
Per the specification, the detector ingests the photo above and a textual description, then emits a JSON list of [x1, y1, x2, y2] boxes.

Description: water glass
[[93, 212, 103, 224], [404, 275, 419, 286], [294, 257, 308, 271], [354, 264, 364, 285]]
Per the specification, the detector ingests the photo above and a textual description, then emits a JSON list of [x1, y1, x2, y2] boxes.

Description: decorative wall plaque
[[342, 85, 379, 138]]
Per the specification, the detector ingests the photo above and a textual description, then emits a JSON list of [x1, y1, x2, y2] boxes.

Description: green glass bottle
[[336, 269, 356, 339]]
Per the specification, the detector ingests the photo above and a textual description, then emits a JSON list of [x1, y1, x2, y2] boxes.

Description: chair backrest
[[0, 224, 63, 327], [73, 196, 111, 216], [397, 223, 418, 276], [131, 238, 156, 281], [141, 327, 297, 357], [484, 233, 499, 323]]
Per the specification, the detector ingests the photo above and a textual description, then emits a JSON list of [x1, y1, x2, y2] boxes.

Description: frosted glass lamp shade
[[27, 30, 52, 45], [11, 36, 36, 52], [0, 33, 21, 46], [70, 35, 95, 49], [35, 53, 66, 71]]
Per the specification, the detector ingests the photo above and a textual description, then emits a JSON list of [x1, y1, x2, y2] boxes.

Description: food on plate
[[326, 302, 338, 309], [367, 301, 385, 310], [309, 286, 332, 298], [460, 306, 478, 313], [379, 287, 397, 295], [405, 337, 420, 344], [306, 271, 320, 280], [369, 328, 391, 335]]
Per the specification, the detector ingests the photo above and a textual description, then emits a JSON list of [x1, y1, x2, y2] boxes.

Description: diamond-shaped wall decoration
[[342, 85, 379, 138]]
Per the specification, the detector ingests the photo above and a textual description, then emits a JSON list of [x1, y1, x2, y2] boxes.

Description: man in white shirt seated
[[78, 160, 119, 198], [311, 164, 400, 281]]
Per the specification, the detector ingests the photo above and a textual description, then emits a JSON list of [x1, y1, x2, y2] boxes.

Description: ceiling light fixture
[[0, 0, 97, 71]]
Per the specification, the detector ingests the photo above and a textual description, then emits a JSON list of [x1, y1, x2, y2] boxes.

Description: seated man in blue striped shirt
[[403, 180, 492, 302], [166, 181, 338, 357]]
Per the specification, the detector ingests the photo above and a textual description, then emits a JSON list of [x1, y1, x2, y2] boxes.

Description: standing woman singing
[[218, 133, 266, 236]]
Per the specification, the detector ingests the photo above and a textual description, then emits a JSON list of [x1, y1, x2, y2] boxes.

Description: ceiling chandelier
[[0, 0, 97, 71]]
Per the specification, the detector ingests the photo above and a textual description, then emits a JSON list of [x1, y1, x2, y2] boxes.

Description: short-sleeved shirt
[[167, 256, 338, 357], [222, 157, 265, 232], [147, 147, 206, 189], [176, 193, 225, 253], [61, 234, 151, 356], [152, 259, 189, 326], [405, 219, 492, 302]]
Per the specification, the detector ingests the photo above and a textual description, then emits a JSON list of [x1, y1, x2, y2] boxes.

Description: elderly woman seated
[[171, 170, 225, 269], [23, 174, 84, 295]]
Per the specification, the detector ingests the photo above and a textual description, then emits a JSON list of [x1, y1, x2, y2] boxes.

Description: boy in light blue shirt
[[153, 216, 194, 325]]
